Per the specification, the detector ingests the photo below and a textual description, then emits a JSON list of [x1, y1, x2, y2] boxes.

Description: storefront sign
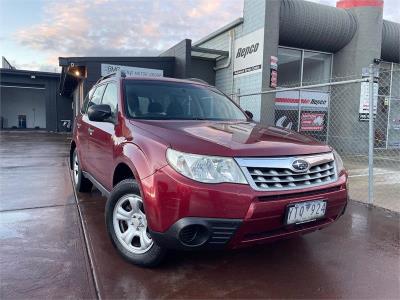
[[101, 64, 163, 78], [300, 112, 325, 131], [233, 29, 264, 77], [358, 81, 378, 121], [275, 90, 329, 109]]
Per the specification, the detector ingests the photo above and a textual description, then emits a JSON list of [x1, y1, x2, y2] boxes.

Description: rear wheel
[[105, 179, 166, 267], [72, 149, 93, 193]]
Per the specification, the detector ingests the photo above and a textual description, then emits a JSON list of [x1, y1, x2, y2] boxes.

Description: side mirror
[[245, 110, 253, 120], [88, 104, 112, 122]]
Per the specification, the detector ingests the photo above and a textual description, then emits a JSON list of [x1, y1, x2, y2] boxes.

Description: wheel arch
[[113, 162, 136, 186]]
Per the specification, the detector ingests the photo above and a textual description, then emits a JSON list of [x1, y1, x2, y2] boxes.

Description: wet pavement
[[0, 132, 96, 299], [1, 131, 399, 299]]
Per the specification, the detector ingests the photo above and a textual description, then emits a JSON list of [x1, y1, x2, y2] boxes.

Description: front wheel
[[105, 179, 166, 267]]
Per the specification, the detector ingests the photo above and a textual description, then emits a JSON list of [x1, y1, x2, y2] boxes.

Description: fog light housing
[[179, 224, 209, 247]]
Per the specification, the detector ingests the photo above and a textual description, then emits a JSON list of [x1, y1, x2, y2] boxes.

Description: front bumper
[[142, 165, 348, 250]]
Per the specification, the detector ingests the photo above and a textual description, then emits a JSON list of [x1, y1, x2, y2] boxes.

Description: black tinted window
[[124, 81, 246, 121]]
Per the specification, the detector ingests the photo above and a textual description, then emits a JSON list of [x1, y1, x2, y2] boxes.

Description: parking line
[[67, 159, 102, 300]]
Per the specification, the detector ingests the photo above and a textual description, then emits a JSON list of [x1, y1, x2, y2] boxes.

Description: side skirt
[[83, 171, 111, 198]]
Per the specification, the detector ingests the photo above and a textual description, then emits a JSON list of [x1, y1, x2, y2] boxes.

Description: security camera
[[373, 58, 382, 65]]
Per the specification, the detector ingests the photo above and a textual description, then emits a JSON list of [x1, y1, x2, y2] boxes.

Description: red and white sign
[[275, 91, 329, 109], [270, 69, 277, 88], [300, 112, 325, 131]]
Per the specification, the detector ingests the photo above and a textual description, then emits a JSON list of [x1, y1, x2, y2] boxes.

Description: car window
[[124, 81, 246, 121], [81, 87, 96, 114], [88, 84, 106, 108], [101, 83, 118, 119]]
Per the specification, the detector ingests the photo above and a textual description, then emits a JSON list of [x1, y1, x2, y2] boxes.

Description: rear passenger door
[[87, 82, 118, 189]]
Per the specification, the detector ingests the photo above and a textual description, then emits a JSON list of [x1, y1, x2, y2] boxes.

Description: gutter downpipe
[[214, 29, 234, 71]]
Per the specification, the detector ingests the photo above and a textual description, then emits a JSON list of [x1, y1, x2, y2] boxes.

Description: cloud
[[12, 0, 400, 70], [15, 0, 243, 67]]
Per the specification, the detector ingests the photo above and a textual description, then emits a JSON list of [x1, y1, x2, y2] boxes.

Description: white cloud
[[16, 0, 243, 66], [13, 0, 400, 70]]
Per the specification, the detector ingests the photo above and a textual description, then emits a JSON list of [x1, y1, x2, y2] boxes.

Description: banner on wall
[[275, 90, 330, 110], [233, 28, 264, 77], [101, 64, 163, 78]]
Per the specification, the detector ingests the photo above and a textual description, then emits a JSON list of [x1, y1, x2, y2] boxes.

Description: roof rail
[[187, 78, 209, 85], [95, 70, 126, 85]]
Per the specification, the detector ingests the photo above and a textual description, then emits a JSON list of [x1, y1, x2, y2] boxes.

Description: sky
[[0, 0, 399, 72]]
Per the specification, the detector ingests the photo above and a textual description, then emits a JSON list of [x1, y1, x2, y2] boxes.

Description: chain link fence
[[236, 64, 400, 211]]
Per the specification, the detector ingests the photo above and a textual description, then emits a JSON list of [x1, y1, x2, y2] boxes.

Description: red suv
[[71, 73, 348, 267]]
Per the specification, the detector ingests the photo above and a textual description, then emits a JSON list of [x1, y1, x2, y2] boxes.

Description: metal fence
[[236, 64, 400, 210]]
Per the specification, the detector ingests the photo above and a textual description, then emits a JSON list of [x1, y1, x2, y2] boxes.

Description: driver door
[[87, 82, 118, 189]]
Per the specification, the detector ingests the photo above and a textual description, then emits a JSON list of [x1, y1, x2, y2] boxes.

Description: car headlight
[[332, 149, 345, 174], [166, 148, 248, 184]]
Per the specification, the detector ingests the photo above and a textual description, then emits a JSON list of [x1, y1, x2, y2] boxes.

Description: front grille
[[236, 153, 337, 191]]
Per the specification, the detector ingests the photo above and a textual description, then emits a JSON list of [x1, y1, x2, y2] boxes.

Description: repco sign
[[236, 43, 259, 59], [233, 28, 264, 77]]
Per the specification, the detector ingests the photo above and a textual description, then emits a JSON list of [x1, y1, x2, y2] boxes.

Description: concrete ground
[[1, 131, 399, 299], [344, 155, 400, 212]]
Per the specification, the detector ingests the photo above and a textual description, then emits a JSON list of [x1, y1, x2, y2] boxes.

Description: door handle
[[88, 128, 94, 135]]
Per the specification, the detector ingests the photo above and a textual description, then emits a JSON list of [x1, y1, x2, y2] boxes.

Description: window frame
[[277, 46, 333, 90]]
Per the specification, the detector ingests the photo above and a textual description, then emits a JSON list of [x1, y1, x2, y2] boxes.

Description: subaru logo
[[292, 159, 309, 172]]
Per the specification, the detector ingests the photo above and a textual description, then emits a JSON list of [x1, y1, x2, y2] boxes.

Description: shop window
[[303, 51, 332, 88], [277, 48, 301, 87]]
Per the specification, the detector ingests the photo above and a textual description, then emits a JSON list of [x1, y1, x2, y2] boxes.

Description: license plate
[[285, 200, 326, 225]]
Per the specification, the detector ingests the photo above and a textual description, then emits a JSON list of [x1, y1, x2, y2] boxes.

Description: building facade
[[0, 68, 72, 131], [1, 0, 399, 144]]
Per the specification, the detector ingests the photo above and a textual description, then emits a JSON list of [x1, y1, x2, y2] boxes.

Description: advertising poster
[[300, 112, 325, 131], [233, 28, 264, 77], [275, 109, 298, 130]]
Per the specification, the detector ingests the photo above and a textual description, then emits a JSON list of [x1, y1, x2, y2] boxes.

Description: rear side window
[[88, 84, 106, 108], [101, 83, 118, 120]]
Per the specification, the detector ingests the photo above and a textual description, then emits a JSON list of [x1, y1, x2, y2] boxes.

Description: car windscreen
[[124, 81, 247, 121]]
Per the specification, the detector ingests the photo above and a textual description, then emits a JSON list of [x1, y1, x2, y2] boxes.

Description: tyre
[[72, 149, 93, 193], [105, 179, 166, 267]]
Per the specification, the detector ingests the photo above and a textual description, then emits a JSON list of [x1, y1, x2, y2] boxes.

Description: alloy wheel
[[112, 194, 153, 254], [73, 153, 79, 184]]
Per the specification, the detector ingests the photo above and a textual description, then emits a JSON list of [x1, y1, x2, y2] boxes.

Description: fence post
[[368, 64, 375, 205]]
